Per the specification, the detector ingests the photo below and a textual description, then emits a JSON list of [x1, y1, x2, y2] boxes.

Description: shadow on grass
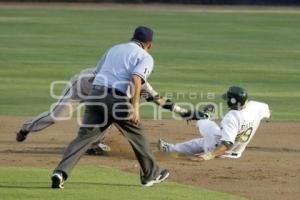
[[0, 184, 49, 189], [69, 181, 140, 188], [0, 181, 140, 189]]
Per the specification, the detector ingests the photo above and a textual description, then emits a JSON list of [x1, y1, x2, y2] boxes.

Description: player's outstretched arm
[[193, 141, 232, 161], [141, 82, 205, 118], [141, 82, 210, 120]]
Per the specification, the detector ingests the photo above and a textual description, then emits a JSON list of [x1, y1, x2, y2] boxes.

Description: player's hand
[[191, 152, 215, 161], [130, 109, 140, 125], [190, 154, 206, 161]]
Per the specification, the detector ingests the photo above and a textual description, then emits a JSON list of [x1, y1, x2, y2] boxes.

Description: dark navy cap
[[132, 26, 153, 43]]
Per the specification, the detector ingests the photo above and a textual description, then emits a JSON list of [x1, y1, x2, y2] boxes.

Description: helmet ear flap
[[236, 102, 242, 110]]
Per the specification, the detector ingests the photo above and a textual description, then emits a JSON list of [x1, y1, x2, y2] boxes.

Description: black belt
[[92, 85, 127, 97]]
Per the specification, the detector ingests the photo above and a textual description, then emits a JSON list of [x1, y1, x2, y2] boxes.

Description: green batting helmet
[[222, 86, 248, 110]]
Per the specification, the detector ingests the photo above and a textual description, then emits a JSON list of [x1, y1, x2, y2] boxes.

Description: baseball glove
[[180, 110, 208, 121]]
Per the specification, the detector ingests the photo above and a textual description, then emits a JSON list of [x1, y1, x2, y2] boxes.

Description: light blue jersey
[[93, 42, 154, 94]]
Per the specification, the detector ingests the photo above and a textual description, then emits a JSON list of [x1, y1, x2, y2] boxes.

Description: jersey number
[[236, 127, 253, 143]]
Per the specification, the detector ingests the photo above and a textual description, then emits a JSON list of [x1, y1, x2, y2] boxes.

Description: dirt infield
[[1, 115, 299, 200]]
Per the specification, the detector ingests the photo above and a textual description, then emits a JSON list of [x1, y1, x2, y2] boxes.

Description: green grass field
[[1, 5, 299, 200], [0, 6, 299, 120], [0, 166, 244, 200]]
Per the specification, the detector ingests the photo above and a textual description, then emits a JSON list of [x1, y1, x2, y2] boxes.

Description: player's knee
[[197, 118, 212, 126]]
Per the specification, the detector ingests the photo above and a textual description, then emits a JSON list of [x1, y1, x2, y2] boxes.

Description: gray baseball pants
[[21, 68, 95, 133], [53, 86, 160, 184]]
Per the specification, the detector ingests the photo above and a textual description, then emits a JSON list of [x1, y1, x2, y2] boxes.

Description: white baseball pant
[[168, 119, 221, 154]]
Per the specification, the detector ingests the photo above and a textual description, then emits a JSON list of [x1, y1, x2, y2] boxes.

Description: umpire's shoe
[[142, 169, 170, 187], [16, 129, 29, 142], [51, 172, 65, 189]]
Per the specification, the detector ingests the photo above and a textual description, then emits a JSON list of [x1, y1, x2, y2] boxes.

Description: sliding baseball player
[[158, 86, 271, 160]]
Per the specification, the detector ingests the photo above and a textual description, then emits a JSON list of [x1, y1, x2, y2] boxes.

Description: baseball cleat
[[142, 169, 170, 187], [98, 143, 111, 152], [16, 129, 29, 142], [203, 104, 215, 114], [51, 172, 65, 189], [86, 143, 111, 155], [158, 139, 171, 152]]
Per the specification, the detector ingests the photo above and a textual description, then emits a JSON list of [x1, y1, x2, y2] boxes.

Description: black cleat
[[51, 173, 64, 189], [86, 143, 111, 155], [16, 129, 29, 142], [142, 169, 170, 187], [203, 104, 215, 114]]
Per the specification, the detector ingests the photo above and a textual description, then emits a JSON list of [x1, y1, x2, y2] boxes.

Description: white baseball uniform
[[168, 101, 271, 158]]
